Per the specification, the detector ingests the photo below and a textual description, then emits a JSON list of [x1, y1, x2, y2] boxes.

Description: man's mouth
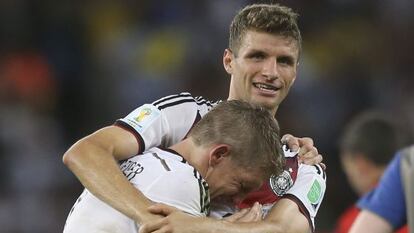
[[253, 82, 279, 92]]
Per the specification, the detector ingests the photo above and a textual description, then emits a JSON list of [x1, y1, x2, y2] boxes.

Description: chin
[[252, 98, 278, 111]]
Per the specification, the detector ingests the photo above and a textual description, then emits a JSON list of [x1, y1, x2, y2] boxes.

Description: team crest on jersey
[[269, 170, 294, 196]]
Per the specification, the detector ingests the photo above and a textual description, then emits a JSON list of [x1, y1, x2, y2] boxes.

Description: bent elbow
[[62, 139, 87, 169], [62, 149, 74, 167]]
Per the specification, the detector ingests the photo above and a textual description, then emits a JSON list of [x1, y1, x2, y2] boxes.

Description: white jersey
[[64, 147, 209, 233], [115, 93, 217, 154], [114, 92, 326, 231], [210, 151, 326, 232]]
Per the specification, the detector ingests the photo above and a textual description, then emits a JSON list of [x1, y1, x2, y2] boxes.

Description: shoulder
[[151, 92, 218, 113]]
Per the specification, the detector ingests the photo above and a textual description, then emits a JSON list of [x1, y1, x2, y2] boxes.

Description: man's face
[[206, 157, 264, 205], [224, 30, 299, 115]]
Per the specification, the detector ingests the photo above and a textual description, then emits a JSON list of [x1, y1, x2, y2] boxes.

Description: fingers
[[147, 203, 178, 216], [297, 143, 317, 158], [281, 134, 299, 152], [234, 202, 263, 223], [282, 134, 325, 166], [249, 202, 263, 222], [298, 144, 321, 164], [298, 137, 314, 148], [223, 208, 250, 222], [139, 218, 169, 233]]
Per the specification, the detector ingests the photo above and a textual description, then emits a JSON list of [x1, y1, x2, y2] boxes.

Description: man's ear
[[209, 144, 231, 166], [223, 49, 234, 75]]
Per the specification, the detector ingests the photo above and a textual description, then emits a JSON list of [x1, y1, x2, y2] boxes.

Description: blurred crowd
[[0, 0, 413, 232]]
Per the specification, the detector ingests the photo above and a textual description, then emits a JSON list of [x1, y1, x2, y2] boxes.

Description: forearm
[[263, 198, 311, 233], [189, 199, 309, 233], [207, 219, 283, 233], [63, 136, 155, 224]]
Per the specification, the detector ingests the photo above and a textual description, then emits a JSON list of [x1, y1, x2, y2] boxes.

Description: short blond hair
[[189, 100, 284, 178], [229, 3, 301, 57]]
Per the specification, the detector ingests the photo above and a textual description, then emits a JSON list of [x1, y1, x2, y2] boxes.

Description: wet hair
[[189, 100, 284, 178]]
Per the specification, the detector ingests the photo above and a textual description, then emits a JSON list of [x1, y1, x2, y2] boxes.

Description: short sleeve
[[114, 93, 204, 153], [285, 164, 327, 232]]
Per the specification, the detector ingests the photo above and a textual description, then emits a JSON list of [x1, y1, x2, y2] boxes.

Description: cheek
[[284, 74, 296, 87]]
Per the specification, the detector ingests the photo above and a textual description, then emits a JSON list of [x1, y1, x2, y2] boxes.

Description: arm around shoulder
[[62, 125, 158, 224]]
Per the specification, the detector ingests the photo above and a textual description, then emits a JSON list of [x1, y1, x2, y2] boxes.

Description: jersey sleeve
[[114, 93, 207, 154], [284, 164, 326, 232], [357, 153, 406, 229]]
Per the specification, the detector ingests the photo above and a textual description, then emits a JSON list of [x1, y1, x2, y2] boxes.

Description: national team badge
[[269, 170, 294, 196]]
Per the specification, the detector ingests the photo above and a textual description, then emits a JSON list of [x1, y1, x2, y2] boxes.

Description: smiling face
[[224, 30, 299, 115]]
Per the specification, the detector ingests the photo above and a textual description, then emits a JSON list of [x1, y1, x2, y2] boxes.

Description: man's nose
[[262, 58, 278, 80]]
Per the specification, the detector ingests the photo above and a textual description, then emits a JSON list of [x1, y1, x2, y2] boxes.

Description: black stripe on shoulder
[[153, 93, 192, 106], [194, 96, 219, 108], [313, 164, 326, 180], [313, 165, 321, 175], [157, 98, 196, 110]]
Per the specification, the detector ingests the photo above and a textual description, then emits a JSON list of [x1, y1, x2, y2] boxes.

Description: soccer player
[[63, 100, 285, 233], [334, 111, 408, 233], [349, 145, 413, 233], [63, 3, 326, 233]]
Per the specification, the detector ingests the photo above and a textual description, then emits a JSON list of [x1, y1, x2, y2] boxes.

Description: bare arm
[[63, 126, 160, 224], [264, 198, 310, 232], [140, 199, 310, 233], [349, 210, 393, 233]]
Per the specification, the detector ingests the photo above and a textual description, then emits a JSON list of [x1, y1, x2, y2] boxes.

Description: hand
[[139, 203, 203, 233], [281, 134, 325, 168], [224, 202, 263, 223]]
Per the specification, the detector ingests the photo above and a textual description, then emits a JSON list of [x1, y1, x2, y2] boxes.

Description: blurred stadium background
[[0, 0, 413, 232]]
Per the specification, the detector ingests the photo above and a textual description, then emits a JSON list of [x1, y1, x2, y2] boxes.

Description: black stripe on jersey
[[313, 164, 326, 180], [152, 93, 192, 106], [194, 97, 214, 107], [152, 153, 171, 171], [155, 95, 216, 111], [313, 165, 321, 175], [157, 98, 196, 110], [193, 169, 210, 215]]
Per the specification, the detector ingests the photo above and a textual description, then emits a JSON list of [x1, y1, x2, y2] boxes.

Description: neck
[[169, 138, 209, 177]]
